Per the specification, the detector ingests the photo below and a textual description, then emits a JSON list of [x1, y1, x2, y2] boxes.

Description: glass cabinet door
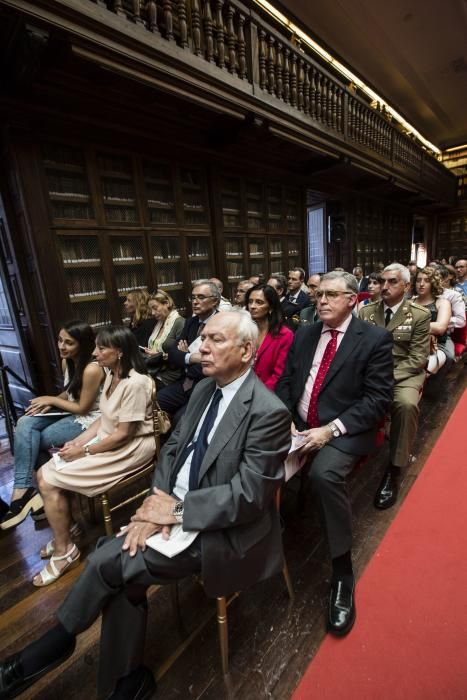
[[287, 237, 301, 269], [143, 160, 176, 225], [187, 236, 213, 283], [151, 235, 184, 311], [221, 176, 242, 228], [59, 234, 110, 328], [225, 236, 246, 293], [246, 182, 264, 230], [97, 152, 139, 224], [109, 235, 148, 320], [267, 186, 283, 231], [248, 237, 266, 278], [180, 168, 208, 226], [268, 237, 285, 274]]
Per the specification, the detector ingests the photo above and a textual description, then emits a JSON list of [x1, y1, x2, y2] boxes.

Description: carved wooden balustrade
[[85, 0, 453, 200]]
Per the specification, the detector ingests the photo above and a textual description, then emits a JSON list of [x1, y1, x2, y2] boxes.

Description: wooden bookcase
[[39, 142, 306, 326]]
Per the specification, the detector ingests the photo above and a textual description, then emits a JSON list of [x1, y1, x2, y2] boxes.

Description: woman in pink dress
[[246, 284, 294, 391]]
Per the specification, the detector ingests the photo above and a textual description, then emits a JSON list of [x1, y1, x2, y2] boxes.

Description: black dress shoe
[[0, 489, 44, 531], [0, 640, 75, 699], [108, 666, 156, 700], [374, 469, 399, 510], [328, 577, 356, 636]]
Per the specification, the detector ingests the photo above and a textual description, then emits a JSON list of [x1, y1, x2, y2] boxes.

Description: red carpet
[[292, 389, 467, 700]]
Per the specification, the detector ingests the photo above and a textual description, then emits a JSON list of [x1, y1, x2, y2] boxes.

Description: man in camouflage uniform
[[359, 263, 430, 509]]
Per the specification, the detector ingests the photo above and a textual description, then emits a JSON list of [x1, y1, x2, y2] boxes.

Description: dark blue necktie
[[188, 389, 222, 490]]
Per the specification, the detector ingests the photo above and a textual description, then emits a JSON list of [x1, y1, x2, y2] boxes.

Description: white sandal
[[33, 544, 80, 587], [40, 522, 82, 559]]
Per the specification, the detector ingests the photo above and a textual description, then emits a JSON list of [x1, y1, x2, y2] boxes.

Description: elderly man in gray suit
[[0, 312, 291, 700]]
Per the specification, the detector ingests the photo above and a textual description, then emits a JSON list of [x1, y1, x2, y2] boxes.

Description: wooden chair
[[94, 457, 156, 536], [172, 488, 294, 677]]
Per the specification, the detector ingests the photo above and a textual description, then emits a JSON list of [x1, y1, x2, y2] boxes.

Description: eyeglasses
[[315, 290, 354, 300], [190, 294, 215, 301]]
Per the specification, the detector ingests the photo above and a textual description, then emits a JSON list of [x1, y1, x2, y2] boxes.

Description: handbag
[[150, 378, 171, 437]]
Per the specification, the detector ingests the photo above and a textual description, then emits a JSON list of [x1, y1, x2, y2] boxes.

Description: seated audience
[[32, 326, 155, 586], [282, 268, 309, 330], [124, 289, 155, 347], [157, 279, 220, 422], [267, 273, 288, 300], [352, 266, 369, 292], [209, 277, 232, 310], [0, 312, 291, 700], [357, 271, 383, 311], [233, 279, 254, 309], [141, 291, 184, 389], [454, 258, 467, 297], [0, 320, 104, 532], [437, 266, 465, 356], [299, 274, 321, 325], [413, 267, 452, 373], [246, 284, 293, 390], [276, 271, 393, 636], [359, 263, 430, 510]]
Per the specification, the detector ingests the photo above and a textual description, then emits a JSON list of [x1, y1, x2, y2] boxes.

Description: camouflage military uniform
[[358, 299, 431, 467]]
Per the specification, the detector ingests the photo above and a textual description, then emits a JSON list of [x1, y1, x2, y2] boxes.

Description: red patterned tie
[[307, 329, 338, 428]]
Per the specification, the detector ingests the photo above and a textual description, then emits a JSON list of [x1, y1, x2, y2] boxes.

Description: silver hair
[[383, 263, 411, 284], [321, 271, 358, 294], [214, 309, 259, 349], [192, 279, 221, 302]]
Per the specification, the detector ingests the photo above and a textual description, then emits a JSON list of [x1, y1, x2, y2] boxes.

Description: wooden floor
[[0, 362, 465, 700]]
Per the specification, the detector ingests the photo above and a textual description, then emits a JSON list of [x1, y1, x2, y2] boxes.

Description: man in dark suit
[[299, 273, 321, 326], [353, 266, 369, 293], [157, 279, 220, 423], [281, 268, 309, 330], [0, 312, 291, 700], [276, 271, 393, 636]]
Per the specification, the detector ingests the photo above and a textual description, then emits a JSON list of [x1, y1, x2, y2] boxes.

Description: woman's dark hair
[[61, 320, 96, 400], [95, 325, 148, 378], [368, 271, 384, 284], [245, 283, 283, 337]]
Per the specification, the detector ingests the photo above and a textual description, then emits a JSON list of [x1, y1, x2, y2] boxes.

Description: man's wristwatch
[[172, 500, 184, 523], [84, 445, 91, 456], [328, 422, 341, 439]]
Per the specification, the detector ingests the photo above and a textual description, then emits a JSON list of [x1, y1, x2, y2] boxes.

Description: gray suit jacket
[[153, 371, 291, 596]]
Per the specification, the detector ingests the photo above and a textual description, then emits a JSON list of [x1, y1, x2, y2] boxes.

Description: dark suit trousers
[[307, 445, 358, 559], [57, 536, 201, 699]]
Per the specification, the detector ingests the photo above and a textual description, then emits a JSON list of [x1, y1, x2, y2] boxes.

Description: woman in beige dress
[[34, 326, 156, 587]]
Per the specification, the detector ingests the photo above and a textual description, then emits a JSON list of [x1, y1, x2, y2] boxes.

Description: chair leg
[[170, 582, 186, 636], [216, 596, 229, 676], [100, 493, 113, 536], [88, 495, 97, 523], [282, 559, 294, 602]]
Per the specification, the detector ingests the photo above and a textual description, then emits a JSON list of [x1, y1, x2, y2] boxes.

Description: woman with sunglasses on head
[[140, 290, 184, 390], [123, 289, 155, 347], [33, 326, 155, 586], [246, 284, 294, 391], [413, 267, 452, 374], [1, 320, 104, 532]]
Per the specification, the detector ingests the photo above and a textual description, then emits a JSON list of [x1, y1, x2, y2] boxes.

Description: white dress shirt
[[173, 369, 251, 501], [297, 314, 353, 434]]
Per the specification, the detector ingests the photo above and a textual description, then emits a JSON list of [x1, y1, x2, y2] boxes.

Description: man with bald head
[[0, 312, 291, 700]]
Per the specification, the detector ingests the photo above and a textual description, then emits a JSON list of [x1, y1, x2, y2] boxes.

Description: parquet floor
[[0, 362, 465, 699]]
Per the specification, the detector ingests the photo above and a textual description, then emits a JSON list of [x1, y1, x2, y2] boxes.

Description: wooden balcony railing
[[83, 0, 454, 201]]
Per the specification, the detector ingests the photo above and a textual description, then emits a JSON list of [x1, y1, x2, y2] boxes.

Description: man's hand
[[131, 488, 178, 526], [118, 521, 169, 556], [296, 426, 332, 456], [177, 339, 189, 352]]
